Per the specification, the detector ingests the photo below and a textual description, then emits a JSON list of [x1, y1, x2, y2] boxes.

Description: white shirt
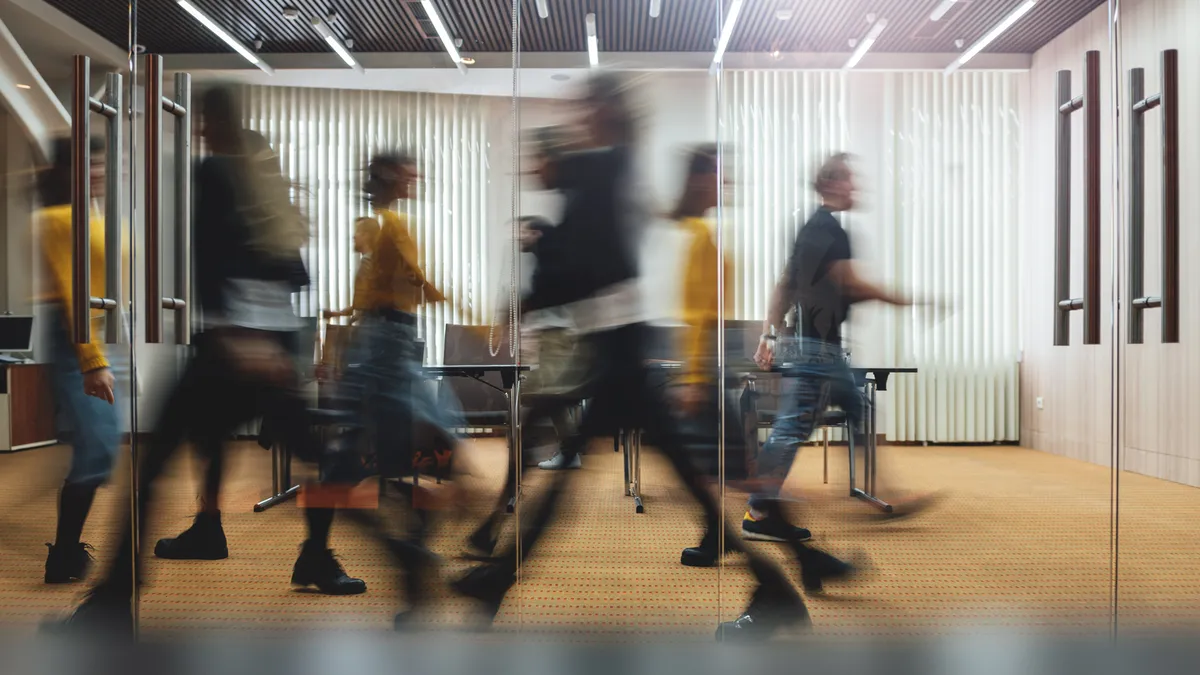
[[207, 279, 301, 332]]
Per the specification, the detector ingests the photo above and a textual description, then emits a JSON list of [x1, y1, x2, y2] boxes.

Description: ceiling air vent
[[912, 1, 971, 40], [403, 1, 438, 40]]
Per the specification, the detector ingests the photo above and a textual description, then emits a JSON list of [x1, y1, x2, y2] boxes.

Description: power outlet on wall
[[1036, 397, 1044, 410]]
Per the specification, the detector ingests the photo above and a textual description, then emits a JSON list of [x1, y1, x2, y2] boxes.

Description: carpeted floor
[[1, 438, 1198, 638]]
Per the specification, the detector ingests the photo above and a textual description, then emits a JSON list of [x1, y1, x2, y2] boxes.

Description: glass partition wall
[[13, 0, 1198, 642]]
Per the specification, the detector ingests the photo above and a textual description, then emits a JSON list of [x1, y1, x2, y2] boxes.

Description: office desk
[[0, 363, 56, 452], [254, 364, 530, 513]]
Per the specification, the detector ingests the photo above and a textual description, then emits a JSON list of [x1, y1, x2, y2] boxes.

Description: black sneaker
[[44, 542, 95, 584], [291, 542, 367, 595], [741, 513, 813, 543], [794, 544, 860, 593], [154, 512, 229, 560]]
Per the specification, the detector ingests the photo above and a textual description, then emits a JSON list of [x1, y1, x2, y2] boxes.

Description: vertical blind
[[719, 70, 1021, 442], [240, 85, 499, 365], [884, 71, 1022, 442], [720, 71, 850, 321]]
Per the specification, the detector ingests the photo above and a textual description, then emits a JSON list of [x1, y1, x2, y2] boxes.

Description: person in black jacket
[[44, 85, 358, 633], [452, 72, 809, 641]]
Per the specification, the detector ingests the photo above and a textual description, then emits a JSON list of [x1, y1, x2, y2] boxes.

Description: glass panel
[[1114, 0, 1200, 634], [510, 0, 725, 638], [0, 0, 138, 635], [716, 0, 1117, 638]]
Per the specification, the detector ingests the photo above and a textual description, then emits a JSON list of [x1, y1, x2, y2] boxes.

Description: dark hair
[[201, 84, 245, 154], [583, 72, 637, 145], [364, 151, 415, 204], [670, 143, 719, 220], [37, 136, 104, 207]]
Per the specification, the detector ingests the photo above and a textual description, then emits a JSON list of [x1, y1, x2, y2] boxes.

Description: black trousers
[[95, 329, 322, 597], [489, 323, 797, 600]]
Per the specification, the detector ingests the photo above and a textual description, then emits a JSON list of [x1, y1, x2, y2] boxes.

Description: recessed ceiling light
[[16, 83, 31, 89], [551, 73, 570, 81], [282, 7, 300, 20], [460, 56, 476, 65]]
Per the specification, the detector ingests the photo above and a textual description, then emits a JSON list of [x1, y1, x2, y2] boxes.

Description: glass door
[[1112, 0, 1200, 634]]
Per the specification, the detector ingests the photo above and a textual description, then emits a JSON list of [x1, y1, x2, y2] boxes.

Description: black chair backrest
[[440, 324, 510, 421]]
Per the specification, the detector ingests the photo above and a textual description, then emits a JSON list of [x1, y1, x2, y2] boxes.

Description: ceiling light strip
[[586, 13, 599, 68], [711, 0, 745, 73], [311, 18, 364, 73], [945, 0, 1038, 74], [845, 18, 888, 70], [649, 0, 662, 18], [421, 0, 468, 73], [536, 0, 549, 19], [177, 0, 274, 74], [929, 0, 959, 21]]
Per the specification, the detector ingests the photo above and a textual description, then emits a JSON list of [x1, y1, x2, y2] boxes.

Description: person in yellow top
[[313, 151, 463, 627], [34, 137, 123, 585]]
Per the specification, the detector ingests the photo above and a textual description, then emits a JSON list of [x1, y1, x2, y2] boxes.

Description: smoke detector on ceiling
[[326, 11, 341, 23], [955, 38, 965, 49], [282, 7, 300, 20], [344, 38, 355, 49], [253, 38, 263, 50]]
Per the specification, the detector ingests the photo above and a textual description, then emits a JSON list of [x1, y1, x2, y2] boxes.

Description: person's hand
[[519, 223, 543, 251], [423, 282, 447, 304], [322, 308, 346, 320], [83, 368, 115, 404], [677, 384, 706, 416], [753, 338, 776, 371]]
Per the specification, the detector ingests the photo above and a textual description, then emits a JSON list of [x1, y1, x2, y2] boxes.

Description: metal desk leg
[[505, 380, 521, 514], [822, 427, 829, 484], [254, 442, 300, 512], [849, 380, 892, 513], [622, 430, 631, 496], [632, 430, 644, 513]]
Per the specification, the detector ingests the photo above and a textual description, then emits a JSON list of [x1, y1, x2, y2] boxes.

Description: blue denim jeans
[[754, 339, 863, 498], [341, 314, 463, 477], [46, 309, 122, 487]]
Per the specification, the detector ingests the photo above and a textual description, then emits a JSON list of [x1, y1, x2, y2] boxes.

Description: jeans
[[341, 314, 463, 478], [754, 339, 863, 498], [46, 309, 121, 487]]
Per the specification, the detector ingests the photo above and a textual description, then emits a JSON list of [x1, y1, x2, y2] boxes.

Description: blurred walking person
[[453, 73, 810, 641], [33, 138, 126, 585], [46, 85, 351, 632]]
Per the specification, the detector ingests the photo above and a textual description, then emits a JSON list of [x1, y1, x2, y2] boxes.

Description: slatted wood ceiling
[[47, 0, 1105, 55]]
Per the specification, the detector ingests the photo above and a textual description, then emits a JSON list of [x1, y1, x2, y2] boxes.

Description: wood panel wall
[[1022, 0, 1200, 486]]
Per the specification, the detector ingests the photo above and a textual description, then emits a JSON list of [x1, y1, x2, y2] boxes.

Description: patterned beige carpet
[[0, 438, 1197, 638]]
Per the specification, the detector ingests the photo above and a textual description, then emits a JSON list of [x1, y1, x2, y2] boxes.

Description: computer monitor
[[0, 315, 34, 353]]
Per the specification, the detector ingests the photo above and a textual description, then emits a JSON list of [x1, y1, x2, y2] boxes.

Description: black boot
[[386, 537, 442, 630], [46, 482, 99, 583], [44, 542, 95, 584], [154, 511, 229, 560], [291, 540, 367, 595], [680, 528, 738, 568], [716, 583, 811, 642]]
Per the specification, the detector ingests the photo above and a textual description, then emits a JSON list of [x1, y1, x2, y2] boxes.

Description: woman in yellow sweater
[[34, 138, 122, 584]]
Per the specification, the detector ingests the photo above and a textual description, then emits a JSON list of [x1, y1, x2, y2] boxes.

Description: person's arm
[[829, 260, 912, 307], [36, 210, 108, 374]]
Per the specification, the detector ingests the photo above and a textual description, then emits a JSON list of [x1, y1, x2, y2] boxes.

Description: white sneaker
[[538, 453, 582, 470]]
